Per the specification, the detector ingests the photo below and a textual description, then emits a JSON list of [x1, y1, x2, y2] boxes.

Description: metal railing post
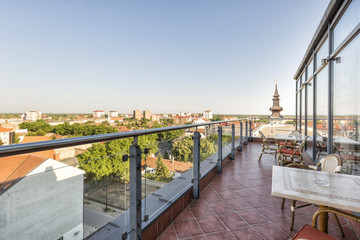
[[239, 122, 243, 152], [193, 131, 201, 199], [249, 120, 252, 142], [130, 137, 142, 240], [231, 124, 235, 160], [217, 126, 222, 174], [245, 121, 248, 145]]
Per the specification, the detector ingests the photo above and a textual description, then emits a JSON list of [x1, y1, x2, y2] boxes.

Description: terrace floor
[[157, 142, 359, 240]]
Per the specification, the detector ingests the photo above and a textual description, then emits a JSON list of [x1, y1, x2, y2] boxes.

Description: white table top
[[271, 165, 360, 212], [274, 134, 360, 145]]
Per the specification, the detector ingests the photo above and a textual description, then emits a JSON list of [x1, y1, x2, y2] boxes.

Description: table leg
[[318, 205, 328, 233]]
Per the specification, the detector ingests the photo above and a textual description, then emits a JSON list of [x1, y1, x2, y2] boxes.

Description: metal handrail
[[0, 119, 245, 158]]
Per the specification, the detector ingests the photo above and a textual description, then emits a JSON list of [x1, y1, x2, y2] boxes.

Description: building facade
[[203, 110, 213, 120], [294, 0, 360, 169], [93, 110, 104, 118], [0, 155, 85, 240], [133, 110, 142, 120], [143, 110, 151, 120], [109, 110, 118, 118], [0, 127, 15, 145], [25, 110, 42, 121]]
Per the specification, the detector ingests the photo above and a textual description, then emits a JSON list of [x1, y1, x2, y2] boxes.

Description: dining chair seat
[[292, 224, 336, 240]]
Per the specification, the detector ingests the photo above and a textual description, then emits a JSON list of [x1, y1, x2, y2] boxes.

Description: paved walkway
[[157, 142, 358, 240]]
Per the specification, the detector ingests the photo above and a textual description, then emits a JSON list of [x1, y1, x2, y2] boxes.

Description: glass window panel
[[333, 34, 360, 175], [333, 0, 360, 49], [316, 67, 328, 162], [316, 38, 328, 70], [307, 82, 314, 158], [301, 89, 305, 133], [296, 93, 300, 130], [307, 59, 313, 80]]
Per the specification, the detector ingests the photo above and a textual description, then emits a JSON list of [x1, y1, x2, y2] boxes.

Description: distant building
[[141, 157, 192, 179], [25, 110, 42, 121], [173, 116, 192, 125], [203, 110, 213, 120], [93, 110, 104, 118], [109, 110, 119, 118], [143, 110, 151, 120], [0, 154, 84, 240], [133, 110, 142, 120], [151, 114, 160, 122], [0, 127, 15, 145]]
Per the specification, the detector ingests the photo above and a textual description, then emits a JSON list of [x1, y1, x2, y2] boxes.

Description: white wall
[[0, 159, 84, 240]]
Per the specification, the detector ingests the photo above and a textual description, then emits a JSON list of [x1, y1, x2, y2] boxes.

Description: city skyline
[[0, 1, 329, 114]]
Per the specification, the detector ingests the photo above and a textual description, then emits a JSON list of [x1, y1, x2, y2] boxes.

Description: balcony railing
[[1, 118, 262, 239]]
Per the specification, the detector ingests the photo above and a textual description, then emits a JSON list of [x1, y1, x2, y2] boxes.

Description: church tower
[[269, 82, 283, 118]]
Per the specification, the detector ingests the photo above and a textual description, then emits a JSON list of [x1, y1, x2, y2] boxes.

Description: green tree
[[0, 139, 3, 146], [210, 115, 222, 121], [155, 154, 172, 180], [172, 137, 193, 162]]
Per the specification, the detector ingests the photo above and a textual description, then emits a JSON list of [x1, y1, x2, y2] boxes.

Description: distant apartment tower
[[109, 110, 119, 118], [134, 110, 142, 120], [25, 110, 42, 121], [143, 110, 151, 120], [93, 110, 104, 118], [203, 110, 213, 120]]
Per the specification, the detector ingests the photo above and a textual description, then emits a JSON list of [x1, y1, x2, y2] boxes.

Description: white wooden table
[[271, 165, 360, 232]]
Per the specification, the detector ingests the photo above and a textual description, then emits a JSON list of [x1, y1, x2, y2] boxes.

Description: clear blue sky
[[0, 0, 329, 115]]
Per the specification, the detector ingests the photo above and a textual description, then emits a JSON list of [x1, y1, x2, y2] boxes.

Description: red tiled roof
[[21, 136, 60, 160], [142, 157, 192, 173], [0, 154, 47, 182], [0, 127, 13, 132]]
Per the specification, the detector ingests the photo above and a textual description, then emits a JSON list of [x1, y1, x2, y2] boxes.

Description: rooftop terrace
[[156, 142, 358, 240]]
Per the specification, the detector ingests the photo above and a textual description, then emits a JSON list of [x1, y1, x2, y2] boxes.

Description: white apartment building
[[25, 110, 42, 121], [93, 110, 105, 118], [203, 110, 213, 120], [109, 110, 119, 118]]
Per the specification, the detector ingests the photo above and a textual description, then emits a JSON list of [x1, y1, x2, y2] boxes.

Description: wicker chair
[[278, 136, 308, 166], [281, 154, 344, 235], [293, 206, 360, 239], [258, 130, 277, 162]]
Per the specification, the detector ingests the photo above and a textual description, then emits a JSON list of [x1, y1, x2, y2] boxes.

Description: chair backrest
[[291, 130, 301, 137], [259, 130, 266, 139], [319, 154, 342, 173]]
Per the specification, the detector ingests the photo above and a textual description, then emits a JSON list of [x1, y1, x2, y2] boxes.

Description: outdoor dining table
[[271, 165, 360, 233], [274, 134, 360, 145]]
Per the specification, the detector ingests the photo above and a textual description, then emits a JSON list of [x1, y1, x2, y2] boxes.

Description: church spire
[[269, 81, 283, 118]]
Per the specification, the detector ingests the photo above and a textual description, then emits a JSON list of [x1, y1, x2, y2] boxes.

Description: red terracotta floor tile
[[190, 203, 213, 218], [226, 198, 252, 210], [243, 196, 270, 208], [216, 190, 239, 200], [157, 224, 177, 240], [174, 207, 194, 222], [173, 219, 203, 239], [232, 188, 255, 198], [238, 208, 269, 225], [230, 226, 263, 240], [180, 235, 207, 240], [201, 192, 223, 202], [207, 201, 234, 214], [252, 222, 289, 240], [217, 212, 248, 229], [197, 215, 227, 234], [206, 230, 235, 240]]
